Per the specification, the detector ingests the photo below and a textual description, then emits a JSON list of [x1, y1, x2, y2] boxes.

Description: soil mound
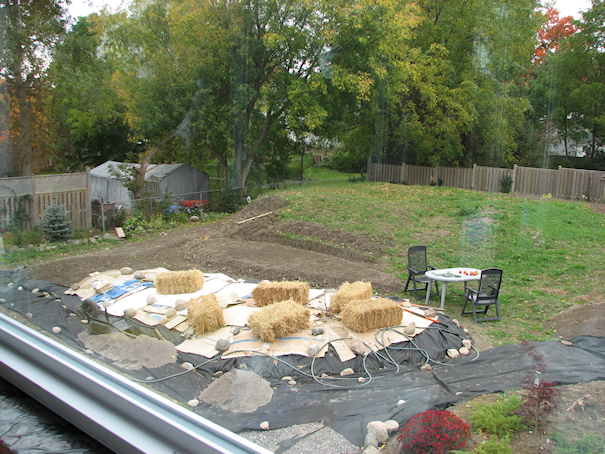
[[546, 301, 605, 339]]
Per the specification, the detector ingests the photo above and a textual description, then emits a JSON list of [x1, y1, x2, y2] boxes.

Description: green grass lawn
[[272, 182, 605, 345]]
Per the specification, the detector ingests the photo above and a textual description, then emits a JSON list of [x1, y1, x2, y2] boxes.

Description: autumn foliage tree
[[0, 0, 67, 175], [533, 7, 576, 65]]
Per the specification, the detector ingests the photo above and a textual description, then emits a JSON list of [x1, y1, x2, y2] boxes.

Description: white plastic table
[[425, 267, 481, 310]]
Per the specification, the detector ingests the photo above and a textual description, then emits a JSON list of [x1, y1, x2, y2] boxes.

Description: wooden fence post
[[472, 164, 476, 189], [32, 175, 38, 227], [401, 162, 406, 184], [512, 164, 518, 194], [86, 166, 92, 229]]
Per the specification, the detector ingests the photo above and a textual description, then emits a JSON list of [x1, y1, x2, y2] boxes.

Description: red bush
[[179, 200, 202, 208], [397, 410, 470, 454]]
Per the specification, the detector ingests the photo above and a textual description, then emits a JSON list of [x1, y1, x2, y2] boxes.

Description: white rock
[[404, 322, 416, 335], [340, 368, 355, 377], [459, 347, 470, 356], [358, 377, 366, 384], [181, 362, 194, 370], [52, 327, 61, 334], [165, 308, 177, 318], [80, 319, 89, 324], [424, 308, 437, 318], [288, 380, 296, 386], [175, 299, 187, 311], [420, 363, 432, 372], [187, 399, 199, 407], [385, 420, 399, 433], [31, 288, 40, 294], [397, 399, 406, 405], [452, 318, 461, 328], [133, 270, 146, 279], [447, 348, 460, 358], [349, 339, 365, 355], [123, 308, 136, 317], [25, 313, 33, 319], [364, 432, 378, 448], [282, 376, 293, 381], [147, 295, 156, 305], [367, 421, 388, 443], [463, 328, 469, 333], [189, 216, 200, 222], [120, 267, 133, 275], [462, 339, 472, 349], [308, 344, 319, 356], [260, 421, 269, 430]]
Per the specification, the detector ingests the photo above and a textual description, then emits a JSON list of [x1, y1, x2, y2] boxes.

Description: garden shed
[[90, 161, 209, 210]]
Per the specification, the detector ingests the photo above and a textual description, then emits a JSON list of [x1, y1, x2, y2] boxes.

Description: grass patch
[[272, 182, 605, 344], [552, 431, 605, 454]]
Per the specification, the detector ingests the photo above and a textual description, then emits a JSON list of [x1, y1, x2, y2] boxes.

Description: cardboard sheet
[[222, 305, 258, 327], [177, 327, 237, 358], [105, 287, 158, 316]]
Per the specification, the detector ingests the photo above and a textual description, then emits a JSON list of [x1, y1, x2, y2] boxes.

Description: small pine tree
[[41, 202, 73, 243]]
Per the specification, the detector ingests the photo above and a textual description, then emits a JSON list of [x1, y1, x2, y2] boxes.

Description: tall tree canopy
[[47, 16, 138, 172], [0, 0, 67, 175], [100, 0, 336, 196]]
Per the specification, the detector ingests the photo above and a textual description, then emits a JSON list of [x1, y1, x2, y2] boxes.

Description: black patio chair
[[403, 245, 439, 301], [461, 268, 503, 323]]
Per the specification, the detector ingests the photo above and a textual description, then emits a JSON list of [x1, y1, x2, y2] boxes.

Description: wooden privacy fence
[[0, 169, 92, 231], [367, 162, 605, 203]]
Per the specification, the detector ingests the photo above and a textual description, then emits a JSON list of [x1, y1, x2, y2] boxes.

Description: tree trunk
[[14, 70, 33, 175], [209, 146, 229, 183], [239, 110, 275, 189], [133, 130, 178, 201]]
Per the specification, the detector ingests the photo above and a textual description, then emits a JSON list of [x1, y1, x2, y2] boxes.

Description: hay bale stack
[[248, 300, 311, 342], [252, 281, 310, 307], [341, 298, 403, 333], [187, 294, 226, 334], [330, 281, 373, 313], [155, 270, 205, 294]]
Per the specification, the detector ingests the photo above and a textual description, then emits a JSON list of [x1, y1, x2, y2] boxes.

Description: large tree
[[0, 0, 67, 175], [47, 16, 137, 172], [325, 0, 542, 169], [101, 0, 334, 197], [555, 0, 605, 166]]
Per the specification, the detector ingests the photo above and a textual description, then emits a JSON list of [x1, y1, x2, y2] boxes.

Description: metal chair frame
[[403, 245, 439, 301], [461, 268, 503, 323]]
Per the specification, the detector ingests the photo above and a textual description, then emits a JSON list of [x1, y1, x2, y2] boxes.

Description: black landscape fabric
[[1, 272, 605, 448]]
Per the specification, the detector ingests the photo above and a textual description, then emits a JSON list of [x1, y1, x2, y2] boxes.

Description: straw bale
[[187, 294, 226, 334], [341, 298, 403, 333], [155, 270, 205, 294], [330, 281, 373, 313], [248, 300, 311, 342], [252, 281, 310, 307]]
